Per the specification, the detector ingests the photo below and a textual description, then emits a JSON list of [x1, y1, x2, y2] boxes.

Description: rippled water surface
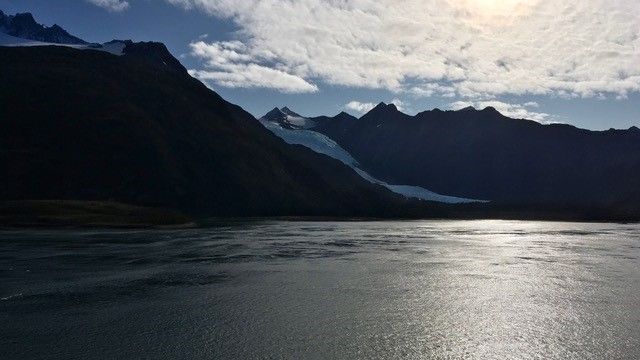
[[1, 220, 639, 359]]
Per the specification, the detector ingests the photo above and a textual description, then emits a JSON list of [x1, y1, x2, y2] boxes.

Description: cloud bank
[[189, 41, 318, 93], [87, 0, 129, 12], [170, 0, 640, 99]]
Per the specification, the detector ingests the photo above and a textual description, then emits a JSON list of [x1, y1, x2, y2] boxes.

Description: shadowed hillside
[[0, 45, 434, 218]]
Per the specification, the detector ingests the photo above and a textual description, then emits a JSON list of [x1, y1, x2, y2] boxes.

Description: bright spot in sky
[[448, 0, 540, 26]]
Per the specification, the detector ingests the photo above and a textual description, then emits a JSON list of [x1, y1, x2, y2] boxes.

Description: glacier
[[260, 115, 484, 204], [0, 32, 126, 55]]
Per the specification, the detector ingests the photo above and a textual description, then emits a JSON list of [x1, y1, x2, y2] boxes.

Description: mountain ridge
[[0, 45, 441, 218], [302, 103, 640, 218], [0, 10, 86, 44], [260, 108, 485, 204]]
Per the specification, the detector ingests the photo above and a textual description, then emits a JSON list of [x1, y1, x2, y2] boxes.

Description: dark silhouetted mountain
[[120, 40, 188, 73], [262, 107, 359, 134], [310, 111, 359, 141], [0, 45, 436, 218], [0, 10, 86, 44], [311, 102, 640, 219]]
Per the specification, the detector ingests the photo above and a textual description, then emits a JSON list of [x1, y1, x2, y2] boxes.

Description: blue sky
[[2, 0, 639, 130]]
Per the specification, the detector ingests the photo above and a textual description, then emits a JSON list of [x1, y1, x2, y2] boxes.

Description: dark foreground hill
[[312, 103, 640, 219], [0, 200, 192, 228], [0, 45, 436, 219]]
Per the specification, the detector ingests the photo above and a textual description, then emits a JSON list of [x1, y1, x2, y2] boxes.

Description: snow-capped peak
[[260, 106, 317, 130], [0, 11, 128, 55]]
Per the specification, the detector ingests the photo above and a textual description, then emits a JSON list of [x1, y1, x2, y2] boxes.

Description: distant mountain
[[260, 108, 480, 204], [0, 11, 134, 57], [262, 107, 318, 129], [0, 10, 86, 44], [310, 102, 640, 219], [260, 109, 361, 168], [0, 45, 442, 218]]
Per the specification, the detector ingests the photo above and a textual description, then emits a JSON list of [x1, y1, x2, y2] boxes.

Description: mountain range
[[262, 103, 640, 220], [1, 11, 639, 223], [260, 107, 480, 204], [0, 10, 86, 44]]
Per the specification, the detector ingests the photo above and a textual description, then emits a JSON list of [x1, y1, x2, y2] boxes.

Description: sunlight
[[447, 0, 540, 26]]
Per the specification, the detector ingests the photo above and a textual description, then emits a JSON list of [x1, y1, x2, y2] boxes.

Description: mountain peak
[[457, 106, 477, 112], [121, 41, 187, 74], [261, 106, 317, 129], [332, 111, 358, 122], [12, 12, 36, 23], [280, 106, 302, 118], [360, 101, 408, 122], [479, 106, 505, 118], [263, 107, 285, 120], [373, 101, 387, 109], [368, 102, 400, 114], [0, 11, 86, 45]]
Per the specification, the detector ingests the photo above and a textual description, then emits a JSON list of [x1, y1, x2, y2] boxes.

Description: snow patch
[[0, 32, 59, 46], [0, 32, 126, 56], [284, 115, 317, 129], [97, 41, 126, 56]]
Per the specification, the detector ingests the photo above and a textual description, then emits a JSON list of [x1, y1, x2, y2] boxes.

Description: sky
[[1, 0, 639, 130]]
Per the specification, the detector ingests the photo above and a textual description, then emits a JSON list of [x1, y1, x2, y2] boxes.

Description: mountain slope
[[260, 108, 480, 204], [0, 45, 434, 217], [313, 103, 640, 218]]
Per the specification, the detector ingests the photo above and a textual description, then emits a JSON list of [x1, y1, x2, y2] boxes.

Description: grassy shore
[[0, 200, 193, 228]]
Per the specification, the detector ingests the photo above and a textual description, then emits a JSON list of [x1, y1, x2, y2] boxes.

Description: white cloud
[[188, 41, 318, 93], [449, 100, 552, 123], [409, 84, 457, 98], [168, 0, 640, 98], [87, 0, 129, 12], [345, 101, 377, 114]]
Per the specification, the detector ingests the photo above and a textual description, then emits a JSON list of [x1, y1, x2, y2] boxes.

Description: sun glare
[[448, 0, 540, 26]]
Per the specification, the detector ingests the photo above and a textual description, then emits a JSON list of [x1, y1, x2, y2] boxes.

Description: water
[[1, 220, 639, 359]]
